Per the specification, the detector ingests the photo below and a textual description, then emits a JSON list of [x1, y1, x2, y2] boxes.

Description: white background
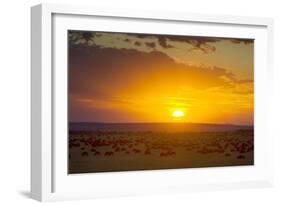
[[0, 0, 280, 205]]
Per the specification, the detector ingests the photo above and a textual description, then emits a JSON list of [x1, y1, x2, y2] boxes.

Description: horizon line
[[69, 121, 254, 127]]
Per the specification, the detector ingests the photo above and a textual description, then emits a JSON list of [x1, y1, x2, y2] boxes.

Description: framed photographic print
[[31, 3, 274, 201]]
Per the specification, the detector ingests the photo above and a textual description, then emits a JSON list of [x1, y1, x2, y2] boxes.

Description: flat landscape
[[68, 123, 254, 174]]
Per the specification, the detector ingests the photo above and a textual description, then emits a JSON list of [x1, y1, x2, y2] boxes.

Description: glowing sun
[[172, 110, 185, 118]]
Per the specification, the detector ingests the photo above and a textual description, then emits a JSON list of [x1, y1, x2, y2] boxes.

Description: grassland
[[68, 129, 253, 173]]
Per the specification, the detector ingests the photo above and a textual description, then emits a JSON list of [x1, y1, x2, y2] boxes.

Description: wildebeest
[[104, 151, 114, 156], [81, 151, 88, 157]]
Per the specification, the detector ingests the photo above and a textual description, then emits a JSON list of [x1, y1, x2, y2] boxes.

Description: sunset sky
[[68, 31, 254, 125]]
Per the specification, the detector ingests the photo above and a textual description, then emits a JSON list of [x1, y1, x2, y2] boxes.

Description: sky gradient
[[68, 31, 254, 125]]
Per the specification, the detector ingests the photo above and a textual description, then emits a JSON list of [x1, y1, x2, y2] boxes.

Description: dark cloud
[[166, 36, 218, 53], [230, 39, 254, 45], [145, 42, 156, 49], [128, 33, 252, 50], [69, 31, 96, 45], [129, 34, 219, 53], [69, 31, 253, 55], [158, 37, 174, 49], [69, 44, 242, 99], [134, 41, 141, 46]]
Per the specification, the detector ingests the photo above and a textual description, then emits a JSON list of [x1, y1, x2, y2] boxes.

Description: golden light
[[172, 110, 185, 118]]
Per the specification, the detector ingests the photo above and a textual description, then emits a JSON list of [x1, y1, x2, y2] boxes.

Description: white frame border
[[31, 3, 274, 202]]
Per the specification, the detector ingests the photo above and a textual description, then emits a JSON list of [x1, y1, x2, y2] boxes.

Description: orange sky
[[68, 31, 254, 125]]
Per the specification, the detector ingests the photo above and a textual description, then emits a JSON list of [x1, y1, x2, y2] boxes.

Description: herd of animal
[[69, 130, 254, 160]]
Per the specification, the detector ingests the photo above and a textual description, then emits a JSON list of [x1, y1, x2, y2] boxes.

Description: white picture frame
[[31, 3, 274, 202]]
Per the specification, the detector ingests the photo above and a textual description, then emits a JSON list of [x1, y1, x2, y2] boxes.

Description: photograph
[[68, 30, 254, 174]]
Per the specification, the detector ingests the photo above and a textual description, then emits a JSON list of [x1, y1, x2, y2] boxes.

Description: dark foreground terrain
[[68, 124, 254, 173]]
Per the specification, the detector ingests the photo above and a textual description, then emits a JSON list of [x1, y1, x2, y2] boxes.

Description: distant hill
[[69, 122, 253, 132]]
